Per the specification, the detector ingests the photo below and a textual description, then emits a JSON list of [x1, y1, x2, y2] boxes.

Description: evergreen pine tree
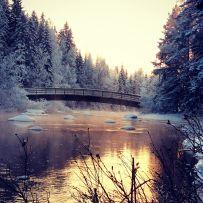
[[58, 23, 77, 87], [93, 57, 110, 90], [9, 0, 28, 84], [75, 52, 86, 87], [118, 66, 127, 93], [154, 1, 203, 113], [0, 0, 10, 57], [83, 53, 94, 88], [38, 14, 53, 86]]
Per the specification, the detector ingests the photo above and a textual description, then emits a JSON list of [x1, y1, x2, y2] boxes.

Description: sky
[[22, 0, 177, 74]]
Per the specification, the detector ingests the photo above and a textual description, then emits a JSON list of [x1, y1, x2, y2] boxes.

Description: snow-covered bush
[[27, 100, 48, 111], [46, 101, 71, 113], [140, 75, 158, 112], [181, 116, 203, 158], [0, 86, 28, 112]]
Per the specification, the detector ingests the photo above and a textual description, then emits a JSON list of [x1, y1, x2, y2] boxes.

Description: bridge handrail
[[24, 87, 141, 99]]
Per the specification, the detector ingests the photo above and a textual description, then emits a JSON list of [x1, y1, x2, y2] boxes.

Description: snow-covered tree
[[126, 69, 144, 95], [109, 67, 119, 91], [180, 0, 203, 113], [58, 23, 77, 87], [140, 75, 158, 111], [154, 1, 203, 113], [0, 53, 27, 110], [75, 52, 86, 87], [23, 11, 40, 87], [93, 57, 110, 90], [0, 0, 10, 57], [9, 0, 28, 84], [48, 27, 62, 87], [37, 14, 54, 87], [118, 66, 127, 93], [83, 53, 94, 88]]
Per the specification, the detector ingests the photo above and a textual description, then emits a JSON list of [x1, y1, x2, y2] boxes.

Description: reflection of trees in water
[[151, 118, 201, 202], [0, 165, 16, 203]]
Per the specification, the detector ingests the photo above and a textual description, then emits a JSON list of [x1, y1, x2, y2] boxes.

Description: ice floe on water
[[121, 125, 135, 131], [8, 114, 35, 122], [28, 126, 44, 131], [140, 113, 182, 122], [23, 109, 47, 116], [57, 110, 65, 114], [64, 115, 75, 120], [83, 111, 92, 116], [105, 119, 116, 124], [123, 114, 138, 121]]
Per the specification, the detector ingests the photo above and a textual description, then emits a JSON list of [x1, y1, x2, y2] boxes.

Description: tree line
[[1, 0, 200, 114], [0, 0, 145, 110]]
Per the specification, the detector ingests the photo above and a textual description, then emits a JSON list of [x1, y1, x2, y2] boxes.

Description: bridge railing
[[25, 88, 140, 102]]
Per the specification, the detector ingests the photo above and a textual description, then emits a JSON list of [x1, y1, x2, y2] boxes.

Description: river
[[0, 110, 179, 202]]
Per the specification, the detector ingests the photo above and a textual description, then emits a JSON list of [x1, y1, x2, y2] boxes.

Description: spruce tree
[[38, 14, 53, 86], [93, 57, 110, 90], [83, 53, 94, 88], [154, 1, 203, 113], [75, 52, 86, 87], [118, 66, 127, 93], [58, 23, 77, 87], [0, 0, 10, 57], [9, 0, 28, 84], [153, 6, 185, 112]]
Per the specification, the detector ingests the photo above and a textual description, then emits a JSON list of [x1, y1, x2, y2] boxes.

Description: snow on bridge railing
[[24, 87, 140, 102]]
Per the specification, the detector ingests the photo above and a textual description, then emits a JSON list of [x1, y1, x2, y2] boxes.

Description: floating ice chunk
[[24, 109, 47, 116], [105, 119, 116, 124], [64, 115, 75, 120], [139, 113, 182, 122], [121, 125, 135, 131], [29, 126, 44, 131], [8, 114, 35, 122], [57, 110, 65, 114], [123, 114, 138, 121], [83, 111, 92, 116], [196, 159, 203, 180], [27, 109, 45, 114]]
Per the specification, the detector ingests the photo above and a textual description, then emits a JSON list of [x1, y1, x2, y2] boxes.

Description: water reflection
[[0, 111, 173, 202]]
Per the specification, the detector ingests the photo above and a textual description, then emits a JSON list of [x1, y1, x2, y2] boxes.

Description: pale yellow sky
[[22, 0, 177, 74]]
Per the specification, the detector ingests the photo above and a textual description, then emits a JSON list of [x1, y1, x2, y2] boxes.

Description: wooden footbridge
[[25, 88, 140, 107]]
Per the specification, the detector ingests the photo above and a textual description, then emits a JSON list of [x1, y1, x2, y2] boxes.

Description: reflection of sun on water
[[51, 145, 154, 202]]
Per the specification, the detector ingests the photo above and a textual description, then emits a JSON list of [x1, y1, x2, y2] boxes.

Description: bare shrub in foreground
[[150, 116, 203, 203], [71, 133, 154, 203]]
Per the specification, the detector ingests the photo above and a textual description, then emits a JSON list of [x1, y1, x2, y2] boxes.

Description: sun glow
[[22, 0, 177, 74]]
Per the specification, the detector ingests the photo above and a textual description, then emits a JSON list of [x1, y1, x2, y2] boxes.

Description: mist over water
[[0, 110, 176, 202]]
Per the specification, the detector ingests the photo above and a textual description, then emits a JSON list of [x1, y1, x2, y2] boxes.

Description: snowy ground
[[139, 113, 183, 123]]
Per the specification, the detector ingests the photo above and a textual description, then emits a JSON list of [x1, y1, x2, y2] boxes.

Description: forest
[[0, 0, 148, 111], [0, 0, 202, 115]]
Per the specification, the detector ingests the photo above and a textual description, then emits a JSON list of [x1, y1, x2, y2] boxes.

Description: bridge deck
[[25, 88, 140, 107]]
